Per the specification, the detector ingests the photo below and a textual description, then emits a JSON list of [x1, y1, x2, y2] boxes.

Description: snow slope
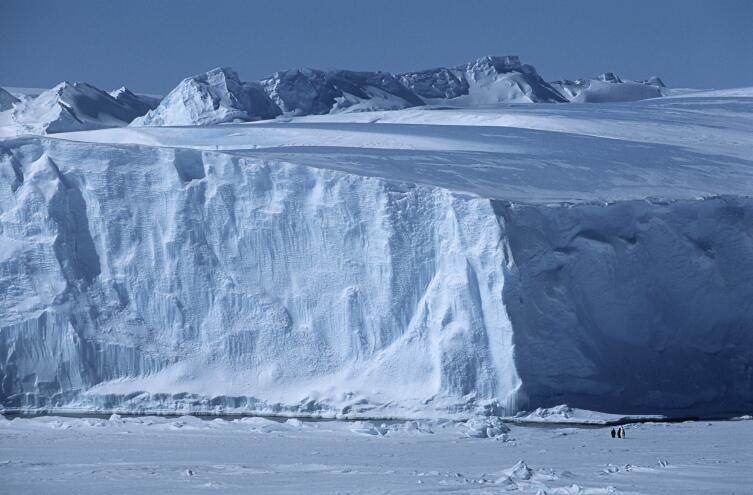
[[1, 91, 752, 418]]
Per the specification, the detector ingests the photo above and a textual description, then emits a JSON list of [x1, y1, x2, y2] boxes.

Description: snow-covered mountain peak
[[463, 55, 527, 75], [260, 68, 424, 116], [399, 55, 566, 104], [132, 66, 281, 126], [6, 80, 150, 134]]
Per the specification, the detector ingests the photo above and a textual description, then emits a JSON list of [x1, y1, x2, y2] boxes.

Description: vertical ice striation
[[0, 138, 520, 416]]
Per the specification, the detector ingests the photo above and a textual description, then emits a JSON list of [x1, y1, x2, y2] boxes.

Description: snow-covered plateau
[[1, 82, 752, 419]]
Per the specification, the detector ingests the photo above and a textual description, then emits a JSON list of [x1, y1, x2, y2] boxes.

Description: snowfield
[[1, 414, 752, 494], [2, 88, 753, 419]]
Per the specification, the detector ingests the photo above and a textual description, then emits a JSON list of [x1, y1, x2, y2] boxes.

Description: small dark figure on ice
[[617, 427, 622, 438], [610, 428, 616, 438]]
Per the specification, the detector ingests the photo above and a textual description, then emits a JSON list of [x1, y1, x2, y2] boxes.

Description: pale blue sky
[[1, 0, 751, 94]]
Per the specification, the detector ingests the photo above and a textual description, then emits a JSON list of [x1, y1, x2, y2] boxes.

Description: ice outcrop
[[260, 68, 424, 115], [0, 88, 20, 111], [7, 82, 152, 134], [1, 135, 751, 418], [551, 73, 665, 102], [132, 67, 281, 126], [400, 55, 567, 103]]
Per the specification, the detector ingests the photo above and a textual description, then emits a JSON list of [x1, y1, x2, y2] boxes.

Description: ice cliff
[[1, 128, 751, 417]]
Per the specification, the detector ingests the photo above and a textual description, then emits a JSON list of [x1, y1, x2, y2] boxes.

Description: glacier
[[1, 81, 753, 418]]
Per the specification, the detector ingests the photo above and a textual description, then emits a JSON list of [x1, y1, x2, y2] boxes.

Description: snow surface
[[2, 89, 753, 418], [1, 414, 751, 494]]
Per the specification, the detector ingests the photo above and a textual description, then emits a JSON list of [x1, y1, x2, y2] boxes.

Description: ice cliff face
[[499, 198, 753, 416], [132, 67, 280, 126], [0, 138, 519, 416], [551, 73, 665, 102], [1, 135, 751, 417]]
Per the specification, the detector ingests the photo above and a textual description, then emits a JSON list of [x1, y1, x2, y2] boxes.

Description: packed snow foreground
[[2, 413, 752, 494], [1, 56, 752, 420]]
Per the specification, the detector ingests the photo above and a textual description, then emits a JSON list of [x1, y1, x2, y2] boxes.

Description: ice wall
[[498, 198, 753, 416], [1, 138, 751, 417], [0, 138, 519, 416]]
